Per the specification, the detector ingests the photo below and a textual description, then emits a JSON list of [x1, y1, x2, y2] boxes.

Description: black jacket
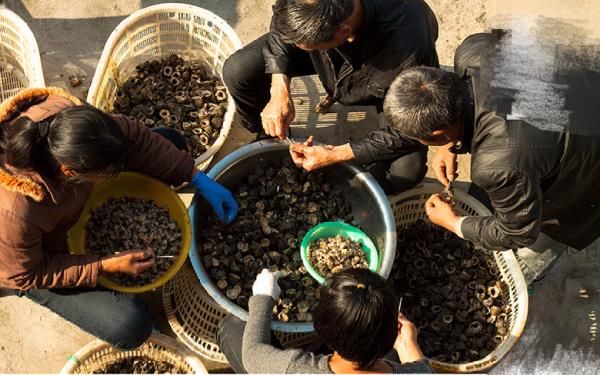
[[264, 0, 439, 164], [358, 31, 600, 250], [448, 32, 600, 250]]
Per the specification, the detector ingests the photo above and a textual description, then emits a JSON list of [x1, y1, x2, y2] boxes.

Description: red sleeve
[[112, 114, 196, 186], [0, 210, 101, 289]]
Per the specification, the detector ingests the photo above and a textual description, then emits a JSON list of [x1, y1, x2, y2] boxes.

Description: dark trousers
[[224, 34, 427, 194], [217, 314, 402, 374], [223, 34, 316, 132], [18, 288, 153, 350], [367, 149, 428, 194]]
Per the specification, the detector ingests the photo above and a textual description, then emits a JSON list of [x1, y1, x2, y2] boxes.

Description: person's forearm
[[461, 215, 538, 250], [332, 143, 356, 163], [395, 340, 425, 363], [270, 74, 291, 99], [242, 295, 292, 373]]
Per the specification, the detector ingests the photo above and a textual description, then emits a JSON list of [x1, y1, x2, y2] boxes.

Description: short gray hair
[[384, 67, 464, 140]]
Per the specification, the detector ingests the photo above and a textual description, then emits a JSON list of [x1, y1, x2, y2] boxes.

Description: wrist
[[191, 171, 209, 188], [100, 257, 111, 273], [270, 74, 291, 98], [444, 213, 462, 233], [396, 338, 425, 362], [332, 143, 355, 163]]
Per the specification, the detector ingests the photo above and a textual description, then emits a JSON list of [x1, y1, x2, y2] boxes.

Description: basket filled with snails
[[388, 183, 528, 373], [189, 140, 397, 333], [67, 172, 191, 293], [87, 4, 242, 170], [60, 333, 207, 374]]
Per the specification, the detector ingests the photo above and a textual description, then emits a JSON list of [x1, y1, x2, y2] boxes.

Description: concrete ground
[[0, 0, 598, 373]]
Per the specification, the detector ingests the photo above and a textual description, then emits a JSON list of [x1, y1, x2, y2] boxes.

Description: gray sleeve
[[390, 359, 433, 373], [242, 295, 329, 374]]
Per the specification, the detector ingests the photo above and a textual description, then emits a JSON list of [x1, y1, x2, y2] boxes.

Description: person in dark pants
[[217, 269, 431, 374], [0, 88, 238, 349], [223, 0, 439, 193]]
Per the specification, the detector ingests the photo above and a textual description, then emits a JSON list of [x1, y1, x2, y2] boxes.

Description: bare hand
[[261, 74, 294, 139], [425, 194, 461, 232], [396, 313, 419, 344], [289, 136, 314, 167], [289, 138, 339, 172], [433, 144, 458, 186], [100, 249, 155, 277], [394, 313, 425, 363]]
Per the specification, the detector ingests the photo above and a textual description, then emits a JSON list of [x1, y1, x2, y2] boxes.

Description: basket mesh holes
[[132, 26, 157, 41]]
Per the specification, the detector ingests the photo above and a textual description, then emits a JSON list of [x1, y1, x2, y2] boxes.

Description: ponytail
[[1, 116, 56, 176], [1, 106, 128, 179]]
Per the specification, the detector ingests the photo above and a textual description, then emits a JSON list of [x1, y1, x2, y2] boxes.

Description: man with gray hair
[[345, 31, 600, 283], [224, 0, 439, 192]]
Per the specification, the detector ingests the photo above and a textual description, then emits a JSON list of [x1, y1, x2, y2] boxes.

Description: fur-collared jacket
[[0, 88, 195, 290]]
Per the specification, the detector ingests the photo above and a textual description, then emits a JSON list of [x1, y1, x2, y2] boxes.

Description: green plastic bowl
[[300, 222, 379, 284]]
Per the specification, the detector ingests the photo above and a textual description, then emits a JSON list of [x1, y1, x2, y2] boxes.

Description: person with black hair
[[224, 0, 439, 192], [0, 87, 238, 349], [380, 32, 600, 284], [217, 268, 431, 373]]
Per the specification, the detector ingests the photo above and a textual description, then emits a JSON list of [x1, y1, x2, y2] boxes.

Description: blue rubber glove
[[191, 172, 238, 223]]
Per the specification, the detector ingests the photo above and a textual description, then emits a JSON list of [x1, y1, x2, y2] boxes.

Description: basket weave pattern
[[60, 333, 207, 374], [163, 262, 317, 363], [389, 183, 528, 373], [87, 4, 242, 170], [0, 8, 44, 101]]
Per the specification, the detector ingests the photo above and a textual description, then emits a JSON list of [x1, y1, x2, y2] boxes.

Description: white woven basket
[[163, 262, 317, 364], [88, 3, 242, 170], [389, 183, 528, 373], [60, 333, 207, 374], [0, 7, 44, 101]]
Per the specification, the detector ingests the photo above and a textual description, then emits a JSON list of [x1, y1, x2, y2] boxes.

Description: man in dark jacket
[[224, 0, 439, 192], [344, 31, 600, 283]]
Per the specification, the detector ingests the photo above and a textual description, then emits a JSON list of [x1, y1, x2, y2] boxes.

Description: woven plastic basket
[[389, 183, 528, 373], [60, 333, 207, 374], [0, 7, 44, 101], [88, 3, 242, 170], [163, 262, 317, 363]]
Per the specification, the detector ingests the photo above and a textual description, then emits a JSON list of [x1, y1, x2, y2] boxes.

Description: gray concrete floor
[[0, 0, 598, 373]]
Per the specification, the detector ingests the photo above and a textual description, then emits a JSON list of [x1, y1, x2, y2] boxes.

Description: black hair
[[1, 105, 128, 179], [384, 66, 465, 140], [272, 0, 354, 45], [313, 268, 399, 369]]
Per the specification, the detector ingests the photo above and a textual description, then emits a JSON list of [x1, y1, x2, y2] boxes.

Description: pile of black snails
[[93, 357, 178, 374], [200, 158, 354, 322], [112, 54, 228, 159], [389, 219, 510, 364], [86, 197, 182, 286]]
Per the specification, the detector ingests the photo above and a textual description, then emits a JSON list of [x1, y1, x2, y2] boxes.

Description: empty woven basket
[[0, 7, 44, 101]]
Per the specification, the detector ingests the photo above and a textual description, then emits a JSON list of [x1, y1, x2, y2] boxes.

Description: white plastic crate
[[162, 262, 317, 364], [389, 183, 529, 373], [0, 7, 44, 101], [88, 3, 242, 170]]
